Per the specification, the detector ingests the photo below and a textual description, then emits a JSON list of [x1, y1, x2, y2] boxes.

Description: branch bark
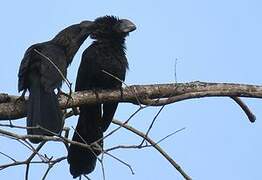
[[0, 81, 261, 120]]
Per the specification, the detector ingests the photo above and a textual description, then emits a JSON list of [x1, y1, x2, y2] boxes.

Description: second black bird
[[18, 21, 94, 143], [67, 16, 136, 178]]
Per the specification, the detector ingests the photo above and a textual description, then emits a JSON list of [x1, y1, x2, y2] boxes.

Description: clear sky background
[[0, 1, 262, 180]]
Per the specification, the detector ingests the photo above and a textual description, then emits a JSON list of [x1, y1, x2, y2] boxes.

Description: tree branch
[[2, 79, 259, 179], [0, 82, 260, 121], [230, 97, 256, 122], [112, 119, 192, 180]]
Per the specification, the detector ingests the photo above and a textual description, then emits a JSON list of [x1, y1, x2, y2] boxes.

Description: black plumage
[[67, 16, 136, 178], [18, 21, 94, 143]]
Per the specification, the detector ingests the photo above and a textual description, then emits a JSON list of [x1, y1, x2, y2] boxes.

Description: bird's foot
[[57, 89, 73, 105], [15, 90, 26, 104]]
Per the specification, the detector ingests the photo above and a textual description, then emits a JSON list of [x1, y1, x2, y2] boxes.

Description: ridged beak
[[118, 19, 136, 33]]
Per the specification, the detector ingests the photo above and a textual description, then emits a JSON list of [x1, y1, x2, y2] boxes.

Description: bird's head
[[53, 20, 95, 45], [90, 16, 136, 41], [52, 20, 95, 64]]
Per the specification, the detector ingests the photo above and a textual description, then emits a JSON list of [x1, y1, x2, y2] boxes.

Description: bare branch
[[140, 105, 165, 145], [230, 97, 256, 122], [102, 107, 143, 142], [42, 156, 67, 180], [25, 142, 45, 180], [0, 81, 260, 179], [156, 127, 186, 145], [103, 151, 135, 175], [0, 82, 260, 122], [112, 119, 192, 180], [0, 151, 16, 162]]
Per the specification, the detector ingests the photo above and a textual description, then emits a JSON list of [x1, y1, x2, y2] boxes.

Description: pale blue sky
[[0, 1, 262, 179]]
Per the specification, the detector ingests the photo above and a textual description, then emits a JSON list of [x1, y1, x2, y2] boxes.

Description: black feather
[[67, 16, 136, 177], [18, 21, 93, 143]]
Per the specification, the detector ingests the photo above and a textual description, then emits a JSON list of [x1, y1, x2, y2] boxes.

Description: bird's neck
[[51, 39, 84, 66], [94, 38, 126, 51]]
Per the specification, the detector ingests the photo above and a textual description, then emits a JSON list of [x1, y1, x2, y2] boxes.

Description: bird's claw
[[15, 90, 26, 104], [57, 89, 73, 105]]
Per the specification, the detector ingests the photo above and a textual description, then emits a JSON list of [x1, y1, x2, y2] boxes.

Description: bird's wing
[[75, 45, 99, 91], [37, 44, 67, 91], [18, 44, 40, 92]]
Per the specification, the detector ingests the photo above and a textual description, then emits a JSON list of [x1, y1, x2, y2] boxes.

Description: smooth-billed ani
[[18, 21, 94, 143], [67, 16, 136, 178]]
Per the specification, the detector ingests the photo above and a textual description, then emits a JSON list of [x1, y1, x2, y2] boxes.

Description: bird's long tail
[[27, 79, 63, 143], [67, 104, 103, 178]]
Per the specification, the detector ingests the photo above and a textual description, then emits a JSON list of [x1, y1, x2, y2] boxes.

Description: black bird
[[18, 21, 94, 143], [67, 16, 136, 178]]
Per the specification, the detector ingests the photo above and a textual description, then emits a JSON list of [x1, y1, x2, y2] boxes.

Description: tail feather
[[67, 105, 103, 178], [27, 84, 63, 143]]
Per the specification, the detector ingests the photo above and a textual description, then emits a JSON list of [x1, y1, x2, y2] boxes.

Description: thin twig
[[156, 127, 186, 145], [42, 164, 53, 180], [42, 157, 66, 180], [174, 58, 178, 83], [0, 151, 16, 162], [105, 144, 148, 152], [230, 96, 256, 122], [112, 119, 192, 180], [25, 142, 46, 180], [104, 151, 135, 175], [100, 153, 106, 180], [70, 126, 101, 158], [83, 174, 91, 180], [140, 105, 165, 146], [106, 127, 186, 152], [102, 106, 143, 141]]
